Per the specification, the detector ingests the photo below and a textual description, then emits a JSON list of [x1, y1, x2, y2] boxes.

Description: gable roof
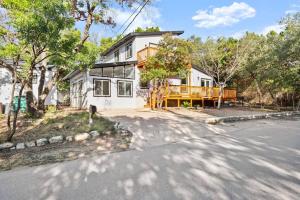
[[101, 31, 184, 56]]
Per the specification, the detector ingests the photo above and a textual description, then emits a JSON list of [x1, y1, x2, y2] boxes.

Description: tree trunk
[[7, 84, 25, 142], [37, 66, 46, 111], [217, 85, 224, 109], [7, 70, 17, 132], [254, 79, 263, 108]]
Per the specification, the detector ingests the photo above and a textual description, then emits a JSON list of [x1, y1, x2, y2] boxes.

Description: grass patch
[[0, 110, 115, 143]]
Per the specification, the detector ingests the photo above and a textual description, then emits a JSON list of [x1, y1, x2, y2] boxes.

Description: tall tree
[[141, 34, 192, 109], [192, 37, 248, 109]]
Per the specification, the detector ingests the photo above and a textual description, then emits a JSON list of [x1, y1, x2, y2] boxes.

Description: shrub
[[182, 101, 190, 108], [46, 105, 57, 113]]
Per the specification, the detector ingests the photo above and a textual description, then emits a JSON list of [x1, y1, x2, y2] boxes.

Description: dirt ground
[[0, 109, 115, 143], [0, 134, 132, 171]]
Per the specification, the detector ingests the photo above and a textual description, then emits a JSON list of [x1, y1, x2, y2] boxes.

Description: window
[[125, 65, 134, 79], [125, 43, 133, 59], [114, 66, 124, 78], [118, 81, 133, 97], [201, 78, 210, 87], [94, 79, 110, 97], [102, 67, 113, 77], [114, 50, 120, 62]]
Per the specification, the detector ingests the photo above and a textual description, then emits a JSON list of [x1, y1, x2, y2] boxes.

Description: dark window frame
[[117, 80, 133, 97], [114, 50, 120, 62], [125, 42, 133, 59], [113, 66, 125, 78], [93, 78, 111, 97], [89, 65, 135, 80]]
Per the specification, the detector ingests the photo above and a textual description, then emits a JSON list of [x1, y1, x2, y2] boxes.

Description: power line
[[116, 2, 143, 35], [120, 0, 151, 36]]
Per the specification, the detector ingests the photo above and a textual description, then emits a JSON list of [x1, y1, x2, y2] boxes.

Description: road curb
[[205, 111, 300, 125]]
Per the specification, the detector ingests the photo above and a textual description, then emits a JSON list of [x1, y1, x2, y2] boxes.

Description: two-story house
[[63, 30, 237, 110]]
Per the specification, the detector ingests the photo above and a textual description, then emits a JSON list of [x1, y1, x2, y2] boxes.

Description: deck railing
[[137, 47, 158, 65], [165, 85, 237, 99]]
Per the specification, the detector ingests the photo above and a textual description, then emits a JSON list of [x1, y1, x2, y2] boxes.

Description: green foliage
[[141, 34, 192, 82], [182, 101, 190, 108], [99, 35, 123, 54], [46, 105, 57, 114], [135, 26, 160, 32]]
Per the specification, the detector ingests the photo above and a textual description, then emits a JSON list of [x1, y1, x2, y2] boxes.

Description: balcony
[[137, 47, 158, 67]]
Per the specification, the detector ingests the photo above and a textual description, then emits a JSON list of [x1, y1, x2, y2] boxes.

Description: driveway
[[0, 118, 299, 200], [100, 109, 214, 149]]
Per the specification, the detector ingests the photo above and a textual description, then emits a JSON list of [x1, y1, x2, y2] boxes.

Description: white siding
[[84, 67, 147, 110], [105, 35, 162, 63], [0, 67, 58, 113], [32, 68, 57, 105], [190, 68, 213, 87]]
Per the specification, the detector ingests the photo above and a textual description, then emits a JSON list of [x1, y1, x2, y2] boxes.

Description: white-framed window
[[94, 79, 110, 97], [114, 50, 120, 62], [117, 80, 133, 97], [201, 78, 210, 87], [125, 43, 133, 59]]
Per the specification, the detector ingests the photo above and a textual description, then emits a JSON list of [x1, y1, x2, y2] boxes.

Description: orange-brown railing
[[165, 85, 236, 100], [137, 47, 158, 66]]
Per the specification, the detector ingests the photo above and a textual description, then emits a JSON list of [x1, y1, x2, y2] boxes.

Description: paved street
[[0, 117, 299, 200]]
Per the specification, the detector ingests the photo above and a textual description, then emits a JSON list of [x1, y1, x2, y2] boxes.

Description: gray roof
[[101, 31, 184, 56]]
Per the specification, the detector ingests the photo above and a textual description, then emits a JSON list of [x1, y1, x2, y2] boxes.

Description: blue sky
[[77, 0, 300, 40]]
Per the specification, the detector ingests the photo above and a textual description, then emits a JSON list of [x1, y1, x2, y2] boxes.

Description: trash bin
[[13, 96, 27, 112]]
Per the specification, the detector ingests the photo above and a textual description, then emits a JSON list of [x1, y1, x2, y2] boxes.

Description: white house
[[64, 31, 215, 110], [0, 65, 58, 114]]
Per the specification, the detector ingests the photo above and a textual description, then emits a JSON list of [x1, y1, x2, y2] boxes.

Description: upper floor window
[[114, 50, 120, 62], [125, 43, 133, 59]]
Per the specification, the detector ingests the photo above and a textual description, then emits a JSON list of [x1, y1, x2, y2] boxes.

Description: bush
[[46, 105, 57, 113], [182, 101, 190, 108]]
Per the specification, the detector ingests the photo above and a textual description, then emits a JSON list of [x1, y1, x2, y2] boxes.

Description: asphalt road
[[0, 118, 299, 200]]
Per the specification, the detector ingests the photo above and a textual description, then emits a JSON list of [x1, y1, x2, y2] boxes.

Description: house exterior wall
[[32, 68, 58, 106], [105, 35, 162, 63], [0, 68, 13, 105], [0, 67, 57, 114], [70, 67, 148, 110], [190, 68, 213, 87]]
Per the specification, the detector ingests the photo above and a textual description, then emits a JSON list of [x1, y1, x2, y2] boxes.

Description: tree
[[99, 35, 123, 54], [192, 37, 248, 109], [141, 34, 192, 109], [135, 26, 160, 32]]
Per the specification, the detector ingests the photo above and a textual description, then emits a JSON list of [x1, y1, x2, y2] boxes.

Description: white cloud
[[261, 24, 284, 35], [107, 4, 161, 34], [192, 2, 256, 28]]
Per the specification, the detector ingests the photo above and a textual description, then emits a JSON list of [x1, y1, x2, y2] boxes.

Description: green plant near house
[[182, 101, 190, 108], [46, 105, 57, 113]]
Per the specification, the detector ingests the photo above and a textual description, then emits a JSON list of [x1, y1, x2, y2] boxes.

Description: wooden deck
[[137, 47, 158, 67], [137, 47, 237, 108], [149, 85, 237, 108]]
